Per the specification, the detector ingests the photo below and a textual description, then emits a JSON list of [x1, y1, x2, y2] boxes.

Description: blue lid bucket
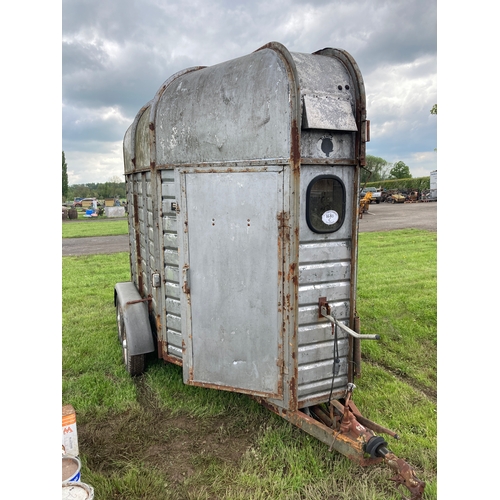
[[62, 456, 81, 484]]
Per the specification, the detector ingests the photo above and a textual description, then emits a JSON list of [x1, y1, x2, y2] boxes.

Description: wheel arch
[[114, 282, 155, 356]]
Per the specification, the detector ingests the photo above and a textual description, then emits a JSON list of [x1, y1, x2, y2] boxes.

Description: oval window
[[306, 175, 346, 233]]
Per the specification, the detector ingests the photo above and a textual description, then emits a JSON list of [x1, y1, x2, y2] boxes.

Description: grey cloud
[[62, 39, 109, 74], [62, 0, 437, 183]]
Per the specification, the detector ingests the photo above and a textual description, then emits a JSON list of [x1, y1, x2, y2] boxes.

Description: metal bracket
[[152, 273, 161, 288]]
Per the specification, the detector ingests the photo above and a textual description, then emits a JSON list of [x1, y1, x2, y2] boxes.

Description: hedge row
[[364, 176, 430, 192]]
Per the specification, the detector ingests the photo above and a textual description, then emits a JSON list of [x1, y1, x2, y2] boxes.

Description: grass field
[[62, 219, 129, 238], [62, 227, 437, 499]]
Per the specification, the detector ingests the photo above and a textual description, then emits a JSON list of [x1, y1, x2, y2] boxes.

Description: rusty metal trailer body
[[114, 42, 425, 499]]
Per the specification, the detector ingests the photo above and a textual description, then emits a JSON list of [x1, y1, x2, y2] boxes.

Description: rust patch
[[286, 266, 296, 283], [163, 354, 183, 366]]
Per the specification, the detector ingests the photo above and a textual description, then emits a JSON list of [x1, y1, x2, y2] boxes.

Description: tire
[[376, 199, 380, 204], [391, 198, 395, 204], [116, 303, 145, 376]]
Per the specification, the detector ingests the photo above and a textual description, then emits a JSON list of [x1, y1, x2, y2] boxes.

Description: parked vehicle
[[113, 42, 425, 499]]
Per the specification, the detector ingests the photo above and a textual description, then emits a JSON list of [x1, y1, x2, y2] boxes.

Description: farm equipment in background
[[359, 191, 372, 217], [405, 190, 420, 203], [387, 192, 406, 204]]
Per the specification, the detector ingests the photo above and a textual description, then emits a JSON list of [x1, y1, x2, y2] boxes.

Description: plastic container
[[62, 482, 94, 499], [62, 456, 81, 483]]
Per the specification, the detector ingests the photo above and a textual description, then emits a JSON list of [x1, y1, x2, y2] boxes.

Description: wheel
[[116, 303, 145, 376], [391, 198, 395, 204], [376, 199, 380, 204]]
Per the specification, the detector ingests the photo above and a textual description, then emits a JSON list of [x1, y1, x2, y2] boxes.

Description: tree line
[[66, 180, 126, 201], [361, 156, 412, 184], [62, 151, 126, 201]]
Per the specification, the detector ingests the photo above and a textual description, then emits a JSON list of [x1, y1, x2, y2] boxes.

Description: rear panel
[[291, 49, 363, 407], [297, 165, 356, 407]]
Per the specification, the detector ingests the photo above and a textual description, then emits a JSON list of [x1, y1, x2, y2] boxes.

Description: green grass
[[356, 229, 437, 394], [62, 219, 129, 238], [62, 229, 437, 499]]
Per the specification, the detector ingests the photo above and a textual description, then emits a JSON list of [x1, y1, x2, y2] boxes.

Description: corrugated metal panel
[[298, 280, 351, 304], [298, 240, 351, 262], [297, 165, 355, 406], [161, 170, 182, 361], [299, 261, 350, 283]]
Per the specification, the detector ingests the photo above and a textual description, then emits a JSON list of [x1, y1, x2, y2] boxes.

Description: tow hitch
[[307, 384, 426, 500], [308, 299, 426, 498]]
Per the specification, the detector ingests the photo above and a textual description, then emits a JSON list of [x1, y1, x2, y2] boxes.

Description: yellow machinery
[[359, 191, 372, 217]]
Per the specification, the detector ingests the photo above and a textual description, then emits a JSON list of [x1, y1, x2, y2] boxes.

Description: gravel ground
[[358, 200, 437, 232]]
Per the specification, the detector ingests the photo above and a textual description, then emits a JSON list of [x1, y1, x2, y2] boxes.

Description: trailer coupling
[[306, 385, 425, 500], [268, 386, 425, 500]]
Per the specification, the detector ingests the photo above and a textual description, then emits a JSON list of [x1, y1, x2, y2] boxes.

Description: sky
[[61, 0, 438, 184]]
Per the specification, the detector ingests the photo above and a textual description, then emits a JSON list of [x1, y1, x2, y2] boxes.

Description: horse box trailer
[[114, 42, 425, 498]]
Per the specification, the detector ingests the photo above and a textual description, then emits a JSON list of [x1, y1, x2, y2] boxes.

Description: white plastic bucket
[[62, 456, 81, 483], [62, 482, 94, 500]]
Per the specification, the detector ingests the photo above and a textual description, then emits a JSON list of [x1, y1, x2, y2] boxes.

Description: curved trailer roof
[[123, 41, 366, 172]]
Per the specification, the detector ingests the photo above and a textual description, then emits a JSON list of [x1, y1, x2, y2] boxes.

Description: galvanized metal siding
[[126, 171, 157, 300], [180, 168, 284, 397], [160, 169, 182, 360], [135, 108, 151, 168], [126, 173, 139, 286], [154, 48, 292, 165], [123, 125, 134, 174], [297, 165, 355, 406]]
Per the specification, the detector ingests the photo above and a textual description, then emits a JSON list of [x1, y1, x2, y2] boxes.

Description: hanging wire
[[327, 313, 340, 408]]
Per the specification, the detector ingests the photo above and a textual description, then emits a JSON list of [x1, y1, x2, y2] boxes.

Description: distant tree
[[390, 161, 412, 179], [62, 151, 68, 199], [362, 155, 389, 183]]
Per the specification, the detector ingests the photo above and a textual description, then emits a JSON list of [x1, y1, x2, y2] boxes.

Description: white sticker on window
[[322, 210, 339, 225]]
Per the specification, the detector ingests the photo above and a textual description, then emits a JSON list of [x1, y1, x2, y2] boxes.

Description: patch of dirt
[[77, 378, 268, 489]]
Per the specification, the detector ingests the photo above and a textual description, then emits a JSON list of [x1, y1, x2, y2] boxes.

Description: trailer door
[[179, 169, 284, 399]]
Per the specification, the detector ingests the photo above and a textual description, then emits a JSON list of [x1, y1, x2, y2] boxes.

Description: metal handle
[[320, 305, 380, 340]]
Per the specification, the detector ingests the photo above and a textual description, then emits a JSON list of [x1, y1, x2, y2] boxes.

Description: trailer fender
[[114, 282, 155, 356]]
